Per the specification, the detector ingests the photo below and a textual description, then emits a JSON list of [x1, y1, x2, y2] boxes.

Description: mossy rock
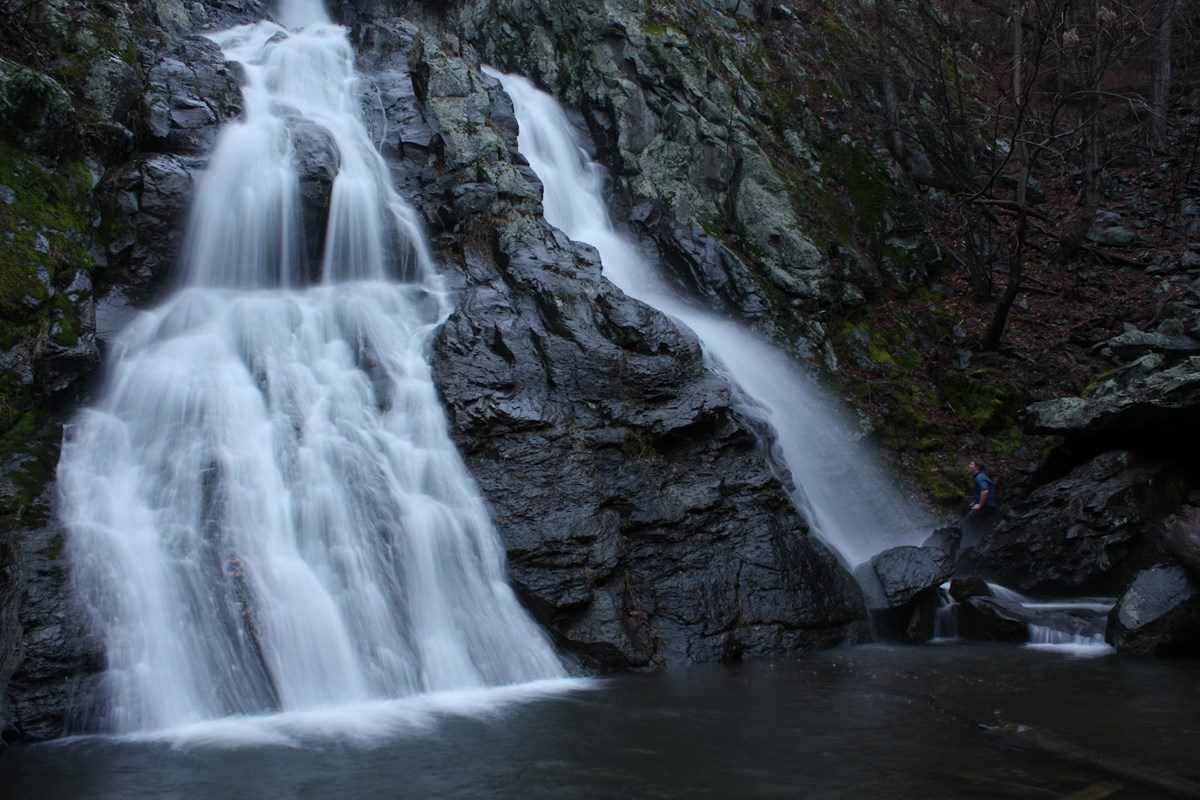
[[0, 409, 62, 534], [939, 370, 1025, 436], [0, 57, 81, 155], [0, 145, 94, 320], [0, 140, 96, 441]]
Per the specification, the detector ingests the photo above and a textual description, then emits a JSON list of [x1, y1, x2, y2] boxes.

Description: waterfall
[[58, 6, 563, 738], [485, 68, 933, 568]]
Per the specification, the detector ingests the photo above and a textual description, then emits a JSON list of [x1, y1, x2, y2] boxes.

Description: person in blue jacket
[[964, 458, 998, 544]]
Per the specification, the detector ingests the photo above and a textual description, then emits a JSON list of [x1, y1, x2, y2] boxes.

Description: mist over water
[[58, 11, 563, 737], [486, 68, 933, 567]]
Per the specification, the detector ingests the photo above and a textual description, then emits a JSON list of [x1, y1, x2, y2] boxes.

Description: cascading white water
[[991, 585, 1115, 656], [59, 5, 564, 738], [485, 69, 932, 567]]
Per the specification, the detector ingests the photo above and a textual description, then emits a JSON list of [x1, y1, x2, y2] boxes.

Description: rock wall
[[356, 18, 867, 667], [0, 0, 269, 744], [0, 0, 869, 741], [957, 282, 1200, 653]]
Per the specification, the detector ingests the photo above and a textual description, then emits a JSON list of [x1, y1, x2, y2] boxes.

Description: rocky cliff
[[2, 0, 1199, 743], [1, 0, 873, 742]]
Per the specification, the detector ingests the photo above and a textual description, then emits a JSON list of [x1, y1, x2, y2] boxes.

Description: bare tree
[[981, 0, 1034, 351], [856, 0, 1191, 349], [1150, 0, 1178, 152]]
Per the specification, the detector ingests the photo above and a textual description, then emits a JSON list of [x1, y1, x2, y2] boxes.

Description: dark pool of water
[[3, 643, 1197, 799]]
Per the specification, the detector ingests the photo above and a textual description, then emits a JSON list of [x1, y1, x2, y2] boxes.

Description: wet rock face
[[141, 35, 245, 156], [434, 243, 868, 665], [854, 542, 955, 643], [103, 154, 199, 296], [433, 228, 868, 665], [394, 33, 867, 667], [3, 530, 104, 743], [0, 536, 23, 749]]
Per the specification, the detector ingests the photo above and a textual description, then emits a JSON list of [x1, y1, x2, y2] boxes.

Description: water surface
[[5, 644, 1196, 799]]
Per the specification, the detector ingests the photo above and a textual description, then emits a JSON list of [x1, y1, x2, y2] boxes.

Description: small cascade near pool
[[1025, 625, 1111, 656], [484, 68, 933, 568], [934, 581, 1115, 656], [1020, 594, 1115, 657], [57, 2, 565, 740]]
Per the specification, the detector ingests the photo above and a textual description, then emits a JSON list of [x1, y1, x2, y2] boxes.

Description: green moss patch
[[939, 371, 1026, 443], [0, 142, 94, 327], [0, 409, 61, 533]]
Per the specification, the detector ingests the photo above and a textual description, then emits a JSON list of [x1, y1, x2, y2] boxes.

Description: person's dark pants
[[962, 505, 997, 548]]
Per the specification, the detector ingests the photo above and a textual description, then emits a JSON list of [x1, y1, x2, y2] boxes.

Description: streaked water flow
[[486, 69, 932, 567], [58, 4, 564, 737]]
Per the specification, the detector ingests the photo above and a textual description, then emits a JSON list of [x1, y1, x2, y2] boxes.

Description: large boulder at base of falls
[[383, 30, 868, 667], [432, 218, 868, 667], [854, 541, 955, 643], [956, 451, 1191, 594], [1106, 563, 1200, 656]]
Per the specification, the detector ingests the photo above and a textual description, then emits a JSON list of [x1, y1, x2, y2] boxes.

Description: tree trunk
[[1150, 0, 1178, 152], [1059, 1, 1104, 261], [981, 207, 1026, 351], [981, 0, 1027, 351]]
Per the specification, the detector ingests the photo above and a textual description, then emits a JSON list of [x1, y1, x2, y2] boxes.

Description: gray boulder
[[1107, 564, 1200, 656], [1022, 356, 1200, 446], [854, 543, 955, 643], [1087, 225, 1136, 247]]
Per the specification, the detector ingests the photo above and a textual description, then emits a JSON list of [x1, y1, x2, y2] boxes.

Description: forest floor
[[757, 0, 1200, 513]]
